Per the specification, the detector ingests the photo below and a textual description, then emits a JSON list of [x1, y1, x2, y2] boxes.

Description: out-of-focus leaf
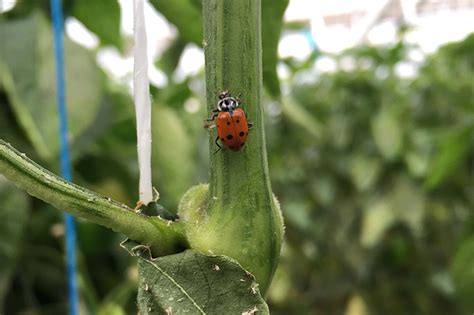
[[345, 295, 368, 315], [328, 115, 351, 149], [361, 178, 424, 248], [349, 154, 381, 191], [267, 263, 291, 305], [425, 124, 474, 189], [404, 129, 433, 177], [0, 12, 102, 162], [0, 90, 32, 155], [360, 199, 395, 248], [0, 176, 29, 312], [3, 0, 48, 19], [121, 241, 269, 315], [149, 0, 202, 46], [97, 280, 137, 315], [261, 0, 288, 97], [451, 237, 474, 313], [72, 0, 122, 49], [155, 80, 193, 109], [98, 304, 125, 315], [282, 99, 322, 140], [156, 37, 187, 77], [152, 105, 194, 209], [371, 108, 403, 160], [284, 201, 311, 231], [430, 271, 454, 296]]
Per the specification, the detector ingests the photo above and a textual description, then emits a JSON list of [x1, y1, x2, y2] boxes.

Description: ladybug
[[206, 91, 252, 152]]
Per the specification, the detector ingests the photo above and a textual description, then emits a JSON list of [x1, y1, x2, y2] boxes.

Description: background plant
[[0, 1, 473, 314]]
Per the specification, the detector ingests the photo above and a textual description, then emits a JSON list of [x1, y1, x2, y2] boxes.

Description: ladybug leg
[[245, 110, 253, 129], [206, 110, 219, 121], [204, 111, 219, 129], [205, 115, 216, 123], [214, 136, 222, 154]]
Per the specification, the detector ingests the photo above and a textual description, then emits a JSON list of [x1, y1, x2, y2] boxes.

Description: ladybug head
[[217, 97, 239, 112], [217, 90, 239, 112]]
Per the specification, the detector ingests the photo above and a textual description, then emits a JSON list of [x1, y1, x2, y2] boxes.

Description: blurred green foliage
[[267, 34, 474, 315], [0, 1, 473, 314]]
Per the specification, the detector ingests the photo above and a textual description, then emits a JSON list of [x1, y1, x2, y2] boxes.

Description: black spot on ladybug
[[236, 120, 240, 123], [226, 134, 233, 140], [227, 122, 230, 125], [221, 138, 225, 142], [240, 143, 245, 147], [239, 131, 245, 137]]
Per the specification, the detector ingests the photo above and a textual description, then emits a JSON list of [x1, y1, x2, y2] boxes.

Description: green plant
[[0, 0, 285, 313]]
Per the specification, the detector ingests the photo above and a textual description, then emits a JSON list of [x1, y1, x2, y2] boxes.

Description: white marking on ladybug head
[[217, 95, 239, 112]]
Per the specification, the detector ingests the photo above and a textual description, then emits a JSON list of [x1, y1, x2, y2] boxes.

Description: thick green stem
[[189, 0, 283, 294], [0, 140, 187, 256], [204, 0, 272, 209]]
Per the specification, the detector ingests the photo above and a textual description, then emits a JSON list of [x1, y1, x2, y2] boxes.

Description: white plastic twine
[[134, 0, 153, 205]]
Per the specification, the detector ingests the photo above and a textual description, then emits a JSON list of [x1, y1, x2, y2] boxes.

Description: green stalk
[[204, 1, 271, 208], [0, 140, 187, 256], [180, 0, 284, 295]]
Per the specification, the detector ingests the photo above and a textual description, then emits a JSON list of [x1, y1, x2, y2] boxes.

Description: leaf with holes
[[122, 240, 269, 315]]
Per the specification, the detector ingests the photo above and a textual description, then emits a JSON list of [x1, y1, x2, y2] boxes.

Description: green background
[[0, 1, 473, 314]]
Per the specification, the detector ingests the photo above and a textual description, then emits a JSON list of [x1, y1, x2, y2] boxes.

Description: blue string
[[50, 0, 79, 314], [303, 27, 318, 51]]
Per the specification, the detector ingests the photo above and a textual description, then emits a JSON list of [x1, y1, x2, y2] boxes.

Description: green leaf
[[0, 176, 29, 312], [281, 99, 322, 140], [348, 154, 381, 191], [122, 241, 269, 315], [152, 105, 194, 209], [0, 12, 103, 162], [360, 198, 395, 248], [404, 129, 433, 178], [261, 0, 289, 97], [371, 108, 403, 160], [360, 178, 424, 248], [425, 124, 474, 189], [72, 0, 122, 49], [97, 280, 137, 315], [149, 0, 202, 46], [0, 90, 32, 155], [156, 37, 187, 77], [451, 237, 474, 313]]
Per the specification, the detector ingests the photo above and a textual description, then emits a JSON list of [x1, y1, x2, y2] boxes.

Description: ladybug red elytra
[[206, 91, 252, 152]]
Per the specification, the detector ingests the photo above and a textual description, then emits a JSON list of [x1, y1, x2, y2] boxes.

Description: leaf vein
[[141, 256, 206, 314]]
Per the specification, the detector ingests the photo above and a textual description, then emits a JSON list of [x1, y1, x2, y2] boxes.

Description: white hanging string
[[134, 0, 153, 204]]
